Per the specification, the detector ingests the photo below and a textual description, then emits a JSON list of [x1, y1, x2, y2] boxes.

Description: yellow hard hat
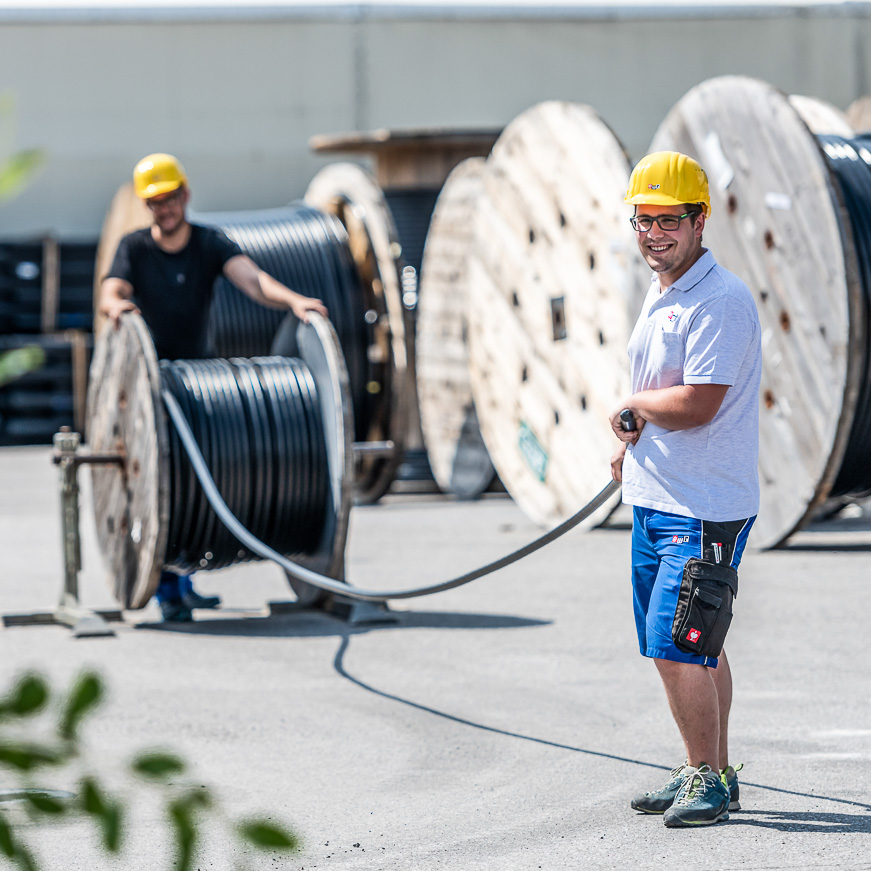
[[625, 151, 711, 217], [133, 153, 187, 200]]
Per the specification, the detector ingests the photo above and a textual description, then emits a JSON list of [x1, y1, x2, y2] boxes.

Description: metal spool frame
[[650, 75, 862, 548], [86, 312, 352, 610]]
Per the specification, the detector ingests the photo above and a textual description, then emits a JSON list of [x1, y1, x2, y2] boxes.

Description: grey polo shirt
[[622, 249, 762, 521]]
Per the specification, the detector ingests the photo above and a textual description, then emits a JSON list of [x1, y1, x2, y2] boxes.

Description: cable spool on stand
[[86, 312, 352, 611], [304, 163, 411, 504], [649, 75, 861, 547], [466, 101, 648, 528], [415, 157, 496, 499]]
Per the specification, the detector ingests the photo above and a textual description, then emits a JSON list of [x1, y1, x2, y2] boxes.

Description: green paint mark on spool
[[518, 421, 548, 482]]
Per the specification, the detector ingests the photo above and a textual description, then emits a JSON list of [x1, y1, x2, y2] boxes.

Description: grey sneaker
[[663, 764, 730, 827], [630, 763, 691, 814], [721, 764, 742, 811]]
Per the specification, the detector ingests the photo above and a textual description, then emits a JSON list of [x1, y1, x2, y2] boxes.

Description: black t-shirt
[[106, 223, 243, 360]]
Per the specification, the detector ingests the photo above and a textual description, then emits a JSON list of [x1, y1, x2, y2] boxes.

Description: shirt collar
[[667, 248, 716, 293]]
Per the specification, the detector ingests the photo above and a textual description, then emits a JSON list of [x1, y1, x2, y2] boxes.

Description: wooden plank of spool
[[309, 128, 501, 191], [416, 157, 495, 498], [846, 96, 871, 133], [305, 163, 409, 504], [466, 101, 646, 528], [92, 183, 152, 338], [286, 313, 354, 605], [650, 75, 863, 548], [87, 313, 170, 609], [789, 94, 854, 137]]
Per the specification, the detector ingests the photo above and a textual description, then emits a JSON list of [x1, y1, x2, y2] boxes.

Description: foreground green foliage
[[0, 672, 300, 869]]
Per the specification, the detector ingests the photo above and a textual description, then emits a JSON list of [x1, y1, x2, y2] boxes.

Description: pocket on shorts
[[672, 558, 738, 658]]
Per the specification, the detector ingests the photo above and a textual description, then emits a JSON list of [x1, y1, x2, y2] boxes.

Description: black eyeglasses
[[630, 212, 697, 232]]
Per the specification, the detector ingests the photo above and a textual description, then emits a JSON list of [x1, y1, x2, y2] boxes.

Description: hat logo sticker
[[648, 183, 661, 190]]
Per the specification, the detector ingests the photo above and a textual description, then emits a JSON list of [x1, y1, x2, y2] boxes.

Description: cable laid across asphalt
[[162, 386, 621, 603]]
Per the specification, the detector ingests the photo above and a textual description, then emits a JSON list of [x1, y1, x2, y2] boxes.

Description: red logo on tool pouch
[[686, 628, 701, 644]]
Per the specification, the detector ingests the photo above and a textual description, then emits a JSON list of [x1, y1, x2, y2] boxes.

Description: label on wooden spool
[[466, 101, 646, 527], [650, 75, 860, 548], [87, 313, 169, 609], [416, 157, 496, 499], [93, 183, 152, 338], [305, 163, 409, 504]]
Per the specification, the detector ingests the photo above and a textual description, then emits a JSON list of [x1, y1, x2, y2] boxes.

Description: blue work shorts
[[631, 506, 755, 668]]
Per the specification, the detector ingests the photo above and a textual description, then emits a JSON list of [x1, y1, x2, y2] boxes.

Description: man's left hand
[[609, 404, 645, 445]]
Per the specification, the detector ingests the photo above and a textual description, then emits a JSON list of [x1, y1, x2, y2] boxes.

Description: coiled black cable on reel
[[159, 356, 328, 573], [818, 134, 871, 496], [86, 312, 352, 611], [196, 204, 372, 439]]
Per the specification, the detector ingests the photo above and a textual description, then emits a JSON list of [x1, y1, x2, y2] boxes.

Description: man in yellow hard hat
[[609, 151, 761, 827], [99, 153, 328, 621]]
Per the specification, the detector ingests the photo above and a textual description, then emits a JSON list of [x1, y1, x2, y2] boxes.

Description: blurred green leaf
[[80, 777, 106, 816], [0, 348, 46, 389], [0, 674, 50, 719], [237, 820, 299, 851], [168, 799, 196, 871], [23, 792, 67, 816], [0, 742, 64, 772], [0, 814, 15, 858], [0, 148, 44, 203], [13, 844, 38, 871], [131, 751, 186, 782], [100, 802, 123, 853], [59, 672, 103, 740]]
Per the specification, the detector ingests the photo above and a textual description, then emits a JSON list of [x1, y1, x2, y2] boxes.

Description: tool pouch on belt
[[672, 558, 739, 658]]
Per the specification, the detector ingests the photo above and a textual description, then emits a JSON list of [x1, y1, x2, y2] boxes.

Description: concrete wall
[[0, 5, 870, 238]]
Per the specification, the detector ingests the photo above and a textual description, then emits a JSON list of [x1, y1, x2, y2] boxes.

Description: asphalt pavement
[[1, 446, 869, 870]]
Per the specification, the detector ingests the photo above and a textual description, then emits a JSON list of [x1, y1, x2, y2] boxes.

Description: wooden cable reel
[[92, 183, 151, 338], [86, 312, 353, 610], [305, 163, 410, 504], [466, 101, 648, 527], [650, 75, 861, 548], [416, 157, 496, 498]]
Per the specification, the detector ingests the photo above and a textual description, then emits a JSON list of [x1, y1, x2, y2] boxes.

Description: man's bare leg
[[654, 658, 720, 768], [710, 649, 732, 771]]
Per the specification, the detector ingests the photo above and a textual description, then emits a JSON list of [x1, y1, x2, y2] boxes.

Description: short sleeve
[[684, 296, 758, 386], [104, 232, 137, 284], [206, 227, 244, 268]]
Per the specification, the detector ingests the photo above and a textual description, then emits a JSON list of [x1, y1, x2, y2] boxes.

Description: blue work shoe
[[631, 762, 691, 814], [721, 764, 743, 811], [160, 600, 194, 623], [663, 764, 730, 827], [181, 588, 221, 610]]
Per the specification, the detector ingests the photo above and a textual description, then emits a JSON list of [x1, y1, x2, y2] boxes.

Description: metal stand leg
[[1, 430, 122, 638]]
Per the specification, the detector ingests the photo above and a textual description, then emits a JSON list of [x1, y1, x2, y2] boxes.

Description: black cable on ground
[[818, 135, 871, 495], [160, 355, 328, 574]]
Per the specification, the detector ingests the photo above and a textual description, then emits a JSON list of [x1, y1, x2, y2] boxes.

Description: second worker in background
[[99, 153, 329, 623]]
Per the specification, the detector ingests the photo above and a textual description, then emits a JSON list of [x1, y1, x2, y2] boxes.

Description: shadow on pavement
[[132, 608, 550, 638], [332, 635, 871, 814], [728, 809, 871, 831]]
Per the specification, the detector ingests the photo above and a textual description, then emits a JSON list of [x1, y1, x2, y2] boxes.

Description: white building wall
[[0, 4, 869, 238]]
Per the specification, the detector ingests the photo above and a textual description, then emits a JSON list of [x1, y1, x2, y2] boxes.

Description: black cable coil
[[818, 134, 871, 496], [196, 203, 372, 439], [159, 355, 328, 574]]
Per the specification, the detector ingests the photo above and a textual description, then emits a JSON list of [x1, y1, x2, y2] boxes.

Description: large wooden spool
[[846, 96, 871, 133], [305, 163, 411, 504], [416, 157, 495, 498], [466, 101, 647, 528], [650, 75, 861, 548], [92, 183, 151, 337], [788, 95, 854, 137], [86, 312, 352, 609]]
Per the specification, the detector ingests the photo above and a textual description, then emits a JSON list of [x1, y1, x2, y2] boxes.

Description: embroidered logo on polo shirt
[[667, 310, 677, 322]]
